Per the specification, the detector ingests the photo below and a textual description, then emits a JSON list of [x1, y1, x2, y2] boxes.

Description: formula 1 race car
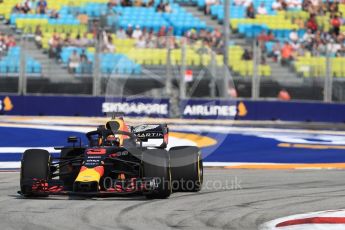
[[19, 117, 203, 199]]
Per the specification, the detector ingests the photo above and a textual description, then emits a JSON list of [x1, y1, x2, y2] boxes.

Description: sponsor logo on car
[[136, 132, 164, 139]]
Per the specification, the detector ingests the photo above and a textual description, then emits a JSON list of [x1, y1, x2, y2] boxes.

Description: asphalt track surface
[[1, 169, 345, 230]]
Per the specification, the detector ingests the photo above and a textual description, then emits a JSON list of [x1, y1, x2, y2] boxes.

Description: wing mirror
[[67, 136, 80, 148], [68, 136, 78, 143]]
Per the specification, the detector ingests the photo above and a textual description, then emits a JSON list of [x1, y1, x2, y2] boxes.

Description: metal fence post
[[22, 36, 27, 95], [251, 40, 260, 99], [210, 50, 216, 97], [223, 0, 230, 98], [165, 37, 172, 97], [18, 36, 26, 95], [93, 35, 101, 96], [180, 38, 186, 99], [324, 47, 332, 102]]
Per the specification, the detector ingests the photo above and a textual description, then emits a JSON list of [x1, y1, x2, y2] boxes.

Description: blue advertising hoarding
[[180, 99, 345, 122], [0, 95, 170, 118], [1, 95, 345, 122]]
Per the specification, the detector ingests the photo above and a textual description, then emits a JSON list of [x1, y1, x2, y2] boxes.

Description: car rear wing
[[131, 124, 169, 148]]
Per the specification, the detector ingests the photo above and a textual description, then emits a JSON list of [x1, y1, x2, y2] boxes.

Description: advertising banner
[[180, 99, 345, 122], [0, 95, 170, 118], [180, 99, 242, 120], [2, 95, 345, 122]]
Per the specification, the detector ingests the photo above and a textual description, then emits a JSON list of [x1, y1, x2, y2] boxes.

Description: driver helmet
[[105, 135, 119, 146]]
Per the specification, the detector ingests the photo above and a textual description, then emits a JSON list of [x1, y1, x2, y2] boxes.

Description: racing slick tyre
[[142, 149, 172, 199], [59, 148, 84, 190], [170, 146, 203, 192], [20, 149, 51, 197]]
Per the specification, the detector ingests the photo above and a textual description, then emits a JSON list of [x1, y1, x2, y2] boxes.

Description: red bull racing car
[[19, 117, 203, 199]]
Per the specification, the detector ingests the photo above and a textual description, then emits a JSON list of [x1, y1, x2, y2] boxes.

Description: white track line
[[0, 147, 59, 153], [260, 210, 345, 230]]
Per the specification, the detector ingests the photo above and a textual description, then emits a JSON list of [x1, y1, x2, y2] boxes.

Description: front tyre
[[20, 149, 51, 197], [142, 149, 172, 199]]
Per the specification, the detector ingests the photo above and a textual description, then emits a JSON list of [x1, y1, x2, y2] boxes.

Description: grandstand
[[0, 0, 344, 100]]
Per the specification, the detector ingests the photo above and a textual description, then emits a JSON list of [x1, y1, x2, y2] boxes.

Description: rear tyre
[[142, 149, 172, 199], [20, 149, 51, 197], [170, 146, 203, 192]]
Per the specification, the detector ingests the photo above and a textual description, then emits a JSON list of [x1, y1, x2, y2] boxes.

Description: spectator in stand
[[132, 25, 143, 39], [313, 40, 327, 56], [5, 35, 16, 48], [272, 0, 283, 11], [211, 28, 222, 39], [136, 36, 146, 48], [164, 2, 172, 13], [68, 50, 80, 74], [246, 3, 256, 18], [243, 0, 253, 7], [290, 39, 300, 53], [49, 10, 59, 19], [73, 34, 82, 47], [330, 14, 342, 36], [281, 41, 293, 65], [79, 33, 92, 47], [146, 0, 154, 7], [157, 26, 166, 37], [36, 0, 47, 14], [146, 31, 157, 48], [156, 0, 165, 12], [278, 89, 291, 100], [80, 50, 91, 74], [329, 1, 338, 14], [126, 25, 133, 38], [258, 31, 270, 42], [327, 39, 342, 56], [271, 41, 281, 62], [293, 17, 305, 29], [257, 2, 268, 15], [0, 34, 8, 57], [34, 25, 42, 48], [289, 29, 299, 42], [295, 43, 306, 56], [116, 28, 127, 39], [121, 0, 132, 6], [267, 31, 275, 40], [339, 12, 345, 25], [287, 0, 302, 9], [306, 14, 318, 33], [107, 0, 118, 7], [21, 0, 33, 13], [234, 0, 245, 6], [48, 33, 62, 59], [242, 48, 252, 60], [80, 50, 88, 62], [229, 87, 238, 98], [204, 0, 216, 15], [301, 29, 314, 50], [302, 0, 312, 13], [64, 33, 73, 46], [13, 4, 22, 13]]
